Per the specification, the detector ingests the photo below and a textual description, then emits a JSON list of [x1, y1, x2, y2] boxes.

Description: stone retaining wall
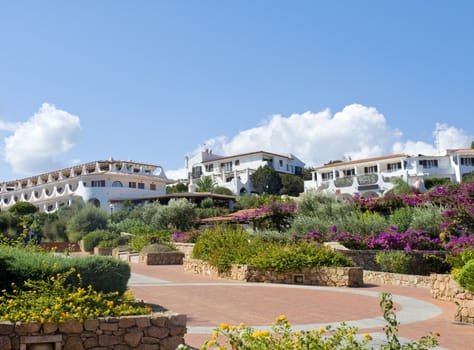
[[0, 312, 186, 350], [339, 249, 446, 275], [183, 258, 363, 287], [174, 243, 194, 258], [139, 252, 185, 265], [363, 270, 431, 288], [430, 274, 474, 324]]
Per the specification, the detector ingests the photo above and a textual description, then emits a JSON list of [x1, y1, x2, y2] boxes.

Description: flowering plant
[[0, 268, 151, 323], [177, 293, 439, 350]]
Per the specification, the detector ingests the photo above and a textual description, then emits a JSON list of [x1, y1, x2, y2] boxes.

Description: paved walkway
[[128, 264, 474, 349]]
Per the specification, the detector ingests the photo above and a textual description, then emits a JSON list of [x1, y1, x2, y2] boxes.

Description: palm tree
[[195, 176, 215, 192]]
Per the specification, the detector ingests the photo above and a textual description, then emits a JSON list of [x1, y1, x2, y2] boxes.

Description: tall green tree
[[166, 182, 188, 194], [195, 176, 215, 192], [279, 174, 304, 196], [250, 166, 281, 195], [66, 204, 109, 242]]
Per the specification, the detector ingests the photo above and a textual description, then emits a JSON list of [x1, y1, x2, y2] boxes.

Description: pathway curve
[[128, 264, 474, 349]]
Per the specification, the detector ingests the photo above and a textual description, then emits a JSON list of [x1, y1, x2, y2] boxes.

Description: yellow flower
[[276, 314, 287, 322], [219, 323, 229, 330], [238, 322, 245, 330], [229, 325, 236, 331], [364, 333, 373, 341], [319, 327, 325, 334], [347, 332, 353, 338], [212, 331, 218, 339], [206, 340, 215, 347], [252, 331, 270, 338]]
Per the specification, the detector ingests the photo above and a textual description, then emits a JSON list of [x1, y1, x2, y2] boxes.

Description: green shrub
[[66, 204, 109, 242], [0, 268, 150, 323], [192, 225, 253, 271], [140, 243, 176, 253], [410, 204, 443, 237], [235, 195, 259, 209], [446, 249, 474, 273], [375, 251, 411, 274], [213, 186, 235, 195], [250, 242, 352, 272], [424, 178, 451, 190], [454, 259, 474, 292], [0, 247, 130, 294], [200, 197, 214, 209], [290, 215, 330, 235], [251, 230, 293, 244], [151, 199, 196, 231], [389, 206, 413, 233], [421, 254, 451, 274], [82, 229, 119, 252], [129, 229, 172, 252]]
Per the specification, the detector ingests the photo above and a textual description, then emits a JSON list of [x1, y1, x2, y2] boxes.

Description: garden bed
[[0, 312, 186, 350], [183, 258, 363, 287]]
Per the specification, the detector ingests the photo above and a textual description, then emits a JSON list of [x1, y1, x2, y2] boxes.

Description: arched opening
[[240, 187, 247, 195], [88, 198, 101, 207], [112, 181, 123, 187]]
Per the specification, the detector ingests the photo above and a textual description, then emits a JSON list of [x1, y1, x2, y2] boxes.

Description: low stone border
[[430, 273, 474, 324], [175, 243, 194, 258], [183, 258, 363, 287], [139, 251, 185, 265], [363, 270, 431, 288], [0, 312, 186, 350]]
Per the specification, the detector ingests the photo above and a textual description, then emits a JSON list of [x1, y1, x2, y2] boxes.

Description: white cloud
[[3, 103, 81, 174], [0, 121, 19, 132], [174, 104, 472, 171], [166, 167, 187, 180]]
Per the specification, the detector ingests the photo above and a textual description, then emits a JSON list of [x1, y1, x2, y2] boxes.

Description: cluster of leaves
[[0, 268, 151, 323], [249, 242, 352, 272], [0, 246, 130, 294], [192, 225, 351, 272], [181, 293, 438, 350]]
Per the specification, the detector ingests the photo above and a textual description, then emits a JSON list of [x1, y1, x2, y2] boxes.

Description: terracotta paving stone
[[129, 265, 474, 350]]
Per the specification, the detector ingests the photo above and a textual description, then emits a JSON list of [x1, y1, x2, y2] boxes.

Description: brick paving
[[129, 264, 474, 350]]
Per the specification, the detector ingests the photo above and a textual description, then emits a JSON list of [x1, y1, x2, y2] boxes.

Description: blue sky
[[1, 1, 473, 181]]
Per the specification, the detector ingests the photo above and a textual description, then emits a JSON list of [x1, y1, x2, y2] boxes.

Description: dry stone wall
[[430, 274, 474, 324], [363, 270, 431, 288], [183, 258, 363, 287], [0, 312, 186, 350]]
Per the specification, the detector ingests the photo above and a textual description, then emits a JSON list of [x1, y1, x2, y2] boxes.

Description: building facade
[[304, 149, 474, 198], [0, 160, 173, 212], [186, 150, 305, 195]]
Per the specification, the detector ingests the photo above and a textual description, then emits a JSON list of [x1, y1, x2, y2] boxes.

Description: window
[[112, 181, 123, 187], [235, 160, 240, 166], [205, 164, 214, 172], [364, 166, 378, 174], [279, 160, 283, 168], [419, 159, 438, 168], [461, 157, 474, 166], [387, 162, 402, 172], [138, 183, 145, 189], [221, 161, 232, 172], [150, 184, 157, 191], [192, 166, 202, 178], [321, 172, 334, 180], [343, 168, 355, 176], [129, 181, 136, 188], [295, 166, 302, 175]]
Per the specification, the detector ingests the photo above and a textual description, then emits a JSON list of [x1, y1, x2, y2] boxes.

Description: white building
[[0, 160, 173, 212], [186, 150, 305, 195], [304, 149, 474, 198]]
